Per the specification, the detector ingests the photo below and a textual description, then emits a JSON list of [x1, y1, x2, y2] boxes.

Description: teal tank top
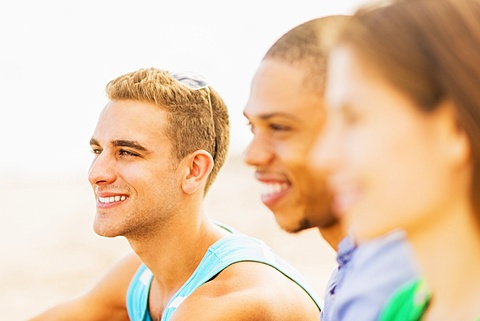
[[126, 233, 322, 321]]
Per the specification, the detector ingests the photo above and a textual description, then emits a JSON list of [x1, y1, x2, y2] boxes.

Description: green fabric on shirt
[[380, 279, 480, 321], [379, 279, 430, 321]]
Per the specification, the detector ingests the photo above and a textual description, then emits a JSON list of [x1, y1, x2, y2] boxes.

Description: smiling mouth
[[261, 182, 289, 197], [260, 183, 291, 207], [98, 195, 127, 204]]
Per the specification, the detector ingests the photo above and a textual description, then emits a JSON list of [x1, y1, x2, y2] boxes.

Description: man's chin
[[94, 230, 119, 238], [317, 216, 341, 230], [93, 223, 121, 238], [273, 213, 312, 234]]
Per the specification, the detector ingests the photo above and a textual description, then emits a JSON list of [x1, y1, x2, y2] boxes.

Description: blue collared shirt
[[321, 230, 419, 321]]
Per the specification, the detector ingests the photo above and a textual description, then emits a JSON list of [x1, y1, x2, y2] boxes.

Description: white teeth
[[98, 195, 127, 204], [261, 183, 289, 196]]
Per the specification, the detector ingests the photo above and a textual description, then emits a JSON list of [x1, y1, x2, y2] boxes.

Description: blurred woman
[[313, 0, 480, 319]]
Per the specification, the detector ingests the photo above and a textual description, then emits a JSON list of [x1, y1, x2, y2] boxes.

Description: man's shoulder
[[208, 232, 322, 305], [172, 261, 320, 321], [171, 231, 322, 320], [130, 232, 322, 320]]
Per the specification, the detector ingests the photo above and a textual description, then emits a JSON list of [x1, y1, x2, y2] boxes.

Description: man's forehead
[[92, 100, 169, 146], [244, 109, 301, 122], [244, 91, 323, 124], [253, 59, 307, 92]]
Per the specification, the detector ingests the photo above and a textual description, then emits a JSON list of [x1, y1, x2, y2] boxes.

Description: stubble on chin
[[318, 214, 340, 229], [289, 208, 339, 234], [286, 218, 313, 234], [92, 212, 123, 238]]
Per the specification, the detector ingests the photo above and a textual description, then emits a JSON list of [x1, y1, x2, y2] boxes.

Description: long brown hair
[[337, 0, 480, 217]]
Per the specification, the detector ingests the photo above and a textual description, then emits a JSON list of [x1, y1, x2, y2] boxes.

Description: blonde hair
[[106, 67, 230, 194]]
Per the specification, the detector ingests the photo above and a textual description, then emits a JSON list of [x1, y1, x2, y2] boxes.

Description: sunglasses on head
[[169, 71, 216, 159], [169, 71, 209, 90]]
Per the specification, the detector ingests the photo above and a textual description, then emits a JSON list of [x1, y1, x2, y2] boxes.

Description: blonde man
[[29, 68, 321, 321]]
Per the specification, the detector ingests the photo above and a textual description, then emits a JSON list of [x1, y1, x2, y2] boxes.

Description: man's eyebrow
[[89, 138, 149, 152], [112, 140, 149, 152], [248, 112, 301, 122], [90, 138, 100, 146]]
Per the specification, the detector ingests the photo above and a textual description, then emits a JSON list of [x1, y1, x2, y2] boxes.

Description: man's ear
[[181, 150, 214, 194]]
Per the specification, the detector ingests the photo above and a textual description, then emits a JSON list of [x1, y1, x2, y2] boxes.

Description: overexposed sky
[[0, 0, 372, 181]]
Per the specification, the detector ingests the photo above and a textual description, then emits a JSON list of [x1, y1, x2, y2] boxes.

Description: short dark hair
[[264, 15, 350, 93]]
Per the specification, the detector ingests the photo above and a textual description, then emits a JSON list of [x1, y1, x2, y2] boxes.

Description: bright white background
[[0, 0, 372, 182]]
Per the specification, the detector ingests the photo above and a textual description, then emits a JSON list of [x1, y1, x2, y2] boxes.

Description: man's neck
[[318, 222, 347, 252], [127, 214, 228, 294]]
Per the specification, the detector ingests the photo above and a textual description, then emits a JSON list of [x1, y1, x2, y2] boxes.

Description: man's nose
[[243, 135, 274, 167], [88, 151, 116, 186]]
